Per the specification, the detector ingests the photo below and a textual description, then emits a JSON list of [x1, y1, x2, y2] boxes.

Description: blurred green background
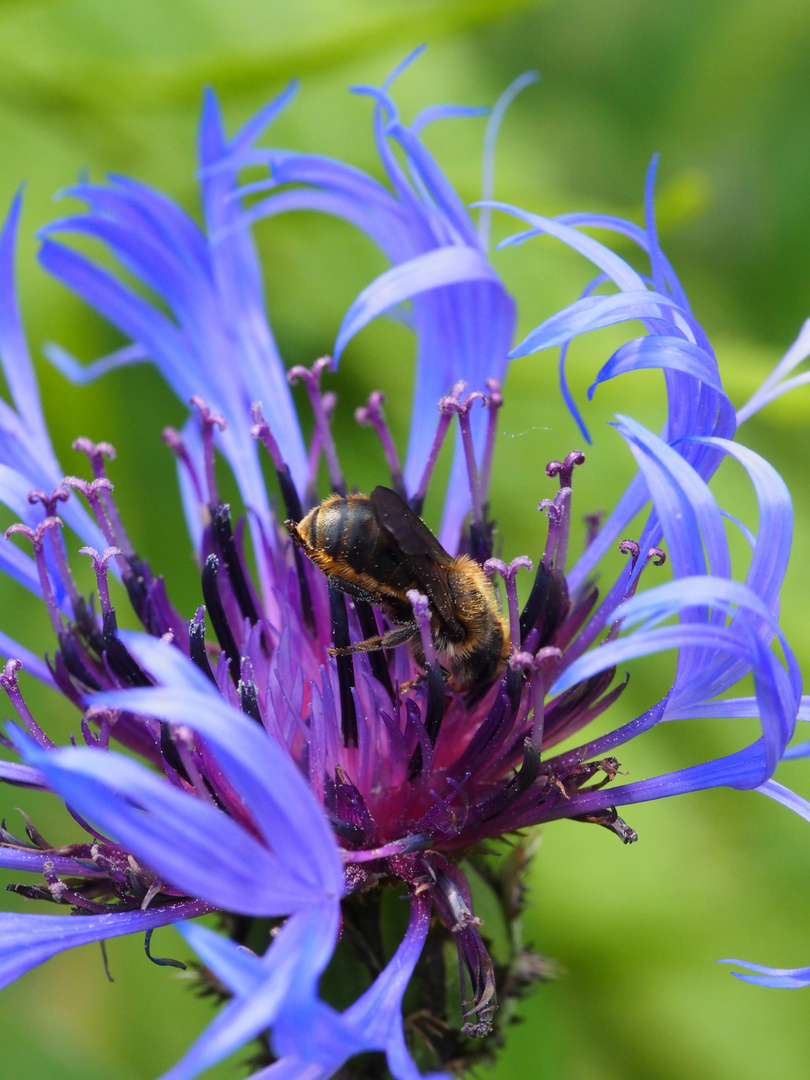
[[2, 0, 810, 1078]]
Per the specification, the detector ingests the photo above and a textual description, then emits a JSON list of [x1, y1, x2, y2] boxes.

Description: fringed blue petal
[[487, 201, 648, 289], [0, 759, 47, 788], [737, 317, 810, 424], [43, 340, 149, 383], [717, 781, 810, 987], [0, 898, 210, 991], [222, 70, 516, 548], [547, 742, 774, 822], [589, 336, 723, 398], [0, 192, 50, 447], [92, 632, 344, 897], [411, 103, 489, 136], [0, 630, 56, 685], [12, 729, 323, 916], [177, 920, 264, 997], [161, 901, 340, 1080], [613, 414, 730, 580], [0, 196, 103, 555], [0, 847, 103, 875], [551, 574, 797, 789], [510, 290, 687, 357], [334, 246, 502, 363], [478, 71, 539, 252], [40, 87, 308, 540], [177, 893, 437, 1080]]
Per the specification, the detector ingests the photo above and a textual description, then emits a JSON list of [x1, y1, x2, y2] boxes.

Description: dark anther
[[72, 596, 105, 656], [465, 517, 496, 567], [276, 467, 304, 524], [293, 546, 315, 634], [211, 505, 259, 626], [505, 663, 524, 716], [144, 928, 187, 969], [324, 812, 365, 845], [510, 739, 543, 797], [201, 554, 240, 687], [407, 660, 446, 779], [189, 610, 216, 684], [159, 723, 192, 784], [58, 632, 102, 691], [424, 662, 446, 747], [102, 610, 152, 687], [355, 600, 395, 701], [518, 561, 570, 646], [333, 767, 376, 845], [572, 806, 638, 844], [329, 583, 358, 748], [238, 679, 263, 725], [123, 553, 150, 620], [543, 668, 617, 741]]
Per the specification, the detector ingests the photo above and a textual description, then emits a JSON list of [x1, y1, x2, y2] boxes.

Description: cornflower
[[0, 50, 808, 1079]]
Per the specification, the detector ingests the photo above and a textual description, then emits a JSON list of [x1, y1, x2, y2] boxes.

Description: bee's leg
[[329, 623, 418, 657]]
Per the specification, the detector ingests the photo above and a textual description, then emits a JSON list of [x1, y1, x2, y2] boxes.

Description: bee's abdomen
[[303, 496, 415, 591]]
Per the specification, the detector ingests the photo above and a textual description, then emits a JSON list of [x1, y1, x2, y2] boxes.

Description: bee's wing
[[370, 486, 463, 638]]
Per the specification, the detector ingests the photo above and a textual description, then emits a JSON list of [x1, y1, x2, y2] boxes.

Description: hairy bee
[[285, 486, 509, 690]]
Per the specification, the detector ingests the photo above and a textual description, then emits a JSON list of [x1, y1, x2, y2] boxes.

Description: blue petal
[[43, 341, 149, 383], [179, 893, 436, 1080], [484, 200, 648, 289], [714, 779, 810, 987], [478, 71, 540, 251], [13, 731, 326, 916], [161, 901, 339, 1080], [93, 632, 344, 897], [544, 742, 775, 822], [0, 846, 103, 875], [0, 759, 47, 787], [589, 336, 723, 398], [0, 192, 52, 448], [722, 964, 810, 989], [177, 919, 263, 997], [509, 290, 687, 358], [784, 739, 810, 760], [0, 629, 57, 686], [228, 79, 299, 156], [612, 415, 730, 580], [0, 898, 210, 991], [334, 246, 502, 363], [411, 104, 489, 136], [737, 316, 810, 424]]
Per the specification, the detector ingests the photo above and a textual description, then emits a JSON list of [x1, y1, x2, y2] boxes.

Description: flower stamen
[[73, 438, 135, 559], [189, 396, 226, 508], [78, 545, 122, 617], [6, 518, 65, 635], [162, 427, 207, 518], [479, 377, 503, 507], [0, 659, 54, 748], [356, 391, 406, 498], [288, 357, 345, 497], [440, 383, 488, 540]]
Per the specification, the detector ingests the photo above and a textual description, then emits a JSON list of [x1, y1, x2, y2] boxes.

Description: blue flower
[[0, 54, 805, 1079]]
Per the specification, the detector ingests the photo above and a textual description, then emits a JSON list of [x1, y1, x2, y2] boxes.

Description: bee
[[285, 486, 509, 691]]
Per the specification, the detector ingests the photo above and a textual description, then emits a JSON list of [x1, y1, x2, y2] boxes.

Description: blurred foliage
[[1, 1, 810, 1079]]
